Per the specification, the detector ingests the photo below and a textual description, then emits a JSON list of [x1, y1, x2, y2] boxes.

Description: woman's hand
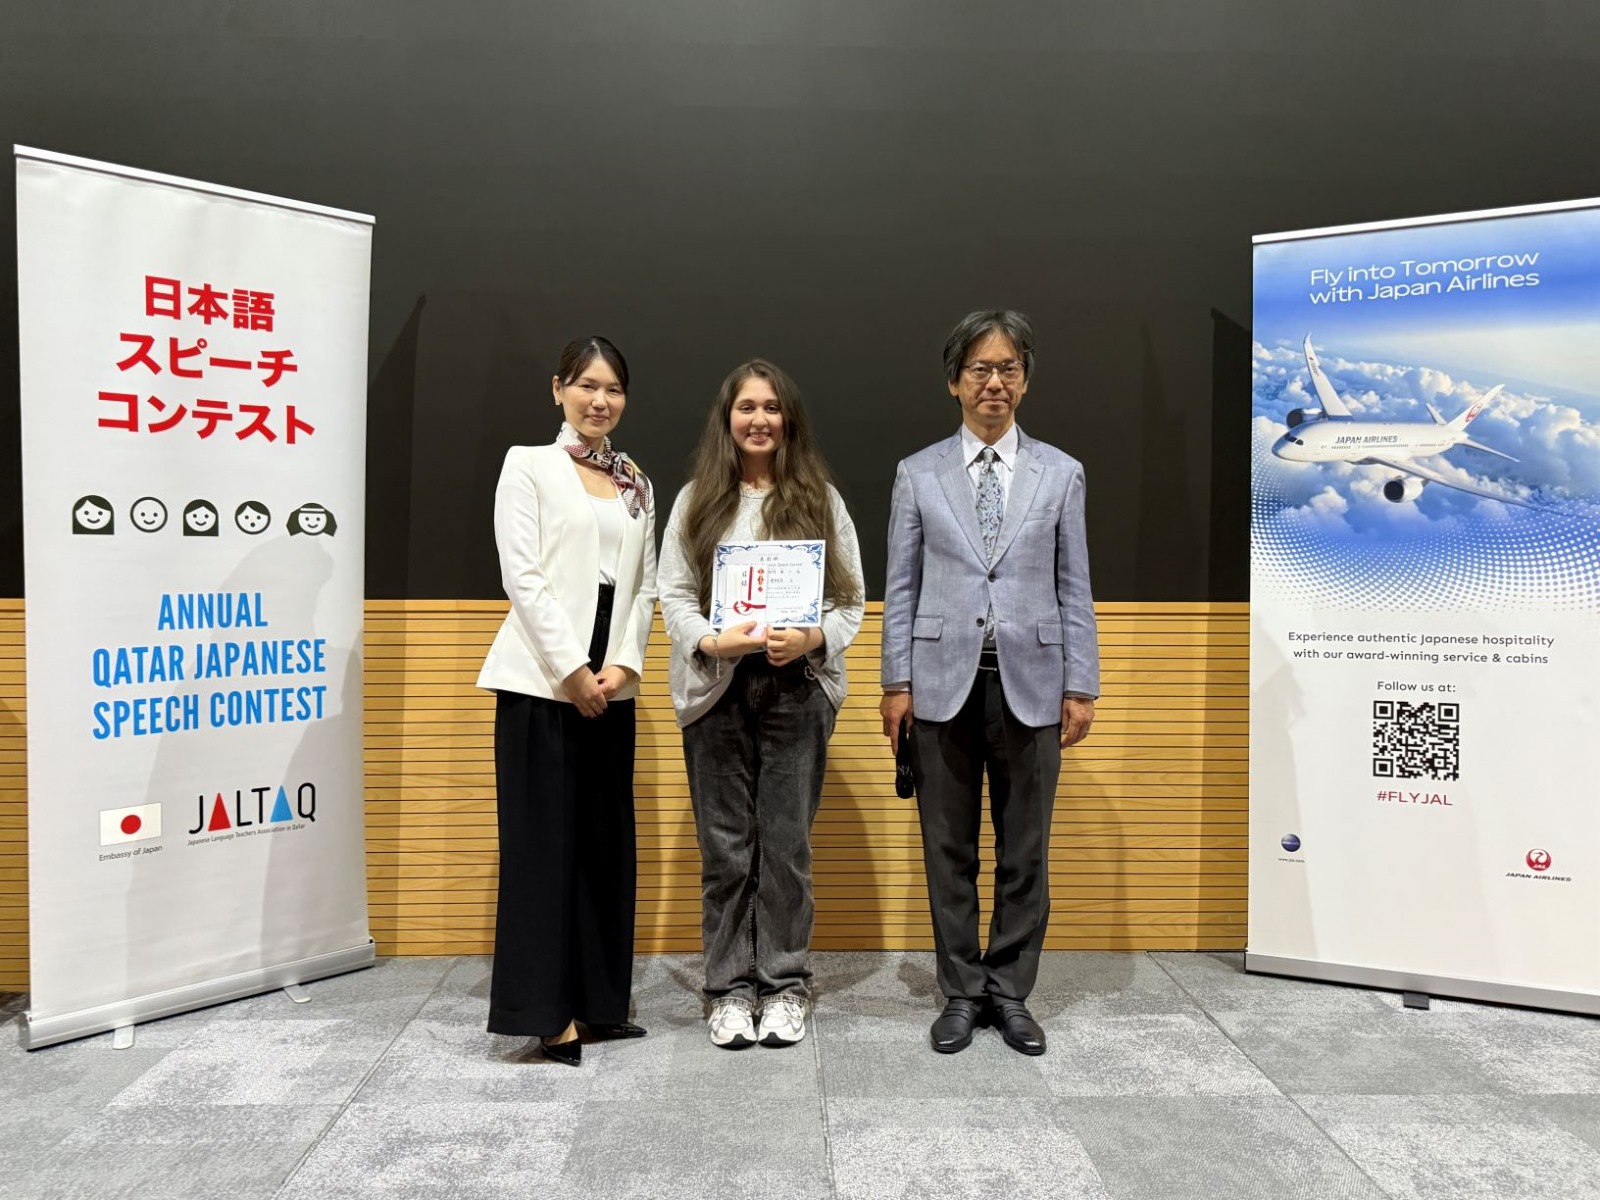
[[561, 665, 608, 717], [698, 621, 767, 659], [765, 625, 820, 667], [594, 665, 636, 698]]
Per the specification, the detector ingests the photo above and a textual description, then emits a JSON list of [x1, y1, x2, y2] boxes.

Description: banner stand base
[[1245, 952, 1600, 1018], [19, 940, 377, 1050]]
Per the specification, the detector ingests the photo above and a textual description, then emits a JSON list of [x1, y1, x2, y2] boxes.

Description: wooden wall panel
[[0, 601, 23, 990], [0, 598, 1247, 989]]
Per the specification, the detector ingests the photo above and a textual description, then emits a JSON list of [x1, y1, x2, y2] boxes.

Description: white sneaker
[[708, 998, 757, 1049], [758, 994, 808, 1047]]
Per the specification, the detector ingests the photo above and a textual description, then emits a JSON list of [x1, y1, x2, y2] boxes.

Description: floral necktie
[[977, 448, 1002, 642], [976, 448, 1002, 559]]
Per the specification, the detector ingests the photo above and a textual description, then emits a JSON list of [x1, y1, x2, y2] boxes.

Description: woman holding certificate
[[476, 335, 657, 1067], [659, 359, 864, 1049]]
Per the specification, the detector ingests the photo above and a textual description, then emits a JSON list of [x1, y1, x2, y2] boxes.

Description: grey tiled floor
[[3, 952, 1598, 1200]]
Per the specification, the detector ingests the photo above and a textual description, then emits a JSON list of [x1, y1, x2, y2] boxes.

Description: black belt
[[586, 583, 617, 672], [978, 648, 1000, 671]]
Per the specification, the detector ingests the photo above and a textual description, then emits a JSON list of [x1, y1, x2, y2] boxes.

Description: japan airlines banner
[[16, 148, 374, 1047], [1248, 199, 1600, 1015]]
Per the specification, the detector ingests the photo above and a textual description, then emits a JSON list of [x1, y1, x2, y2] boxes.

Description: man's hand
[[880, 691, 914, 755], [594, 665, 636, 699], [766, 626, 820, 667], [562, 665, 608, 718], [1061, 697, 1095, 748]]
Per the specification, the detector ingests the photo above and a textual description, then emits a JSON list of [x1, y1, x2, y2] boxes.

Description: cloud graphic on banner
[[1252, 340, 1600, 611], [1252, 340, 1600, 518]]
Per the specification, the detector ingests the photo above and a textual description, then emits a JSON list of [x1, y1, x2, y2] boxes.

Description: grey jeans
[[682, 655, 836, 1004]]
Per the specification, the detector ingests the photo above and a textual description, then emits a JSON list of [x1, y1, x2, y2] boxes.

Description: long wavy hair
[[678, 359, 861, 614]]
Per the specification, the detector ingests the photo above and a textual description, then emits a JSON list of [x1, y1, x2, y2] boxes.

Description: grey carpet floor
[[3, 952, 1598, 1200]]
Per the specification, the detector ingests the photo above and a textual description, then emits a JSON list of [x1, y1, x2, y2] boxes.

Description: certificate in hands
[[711, 540, 826, 636]]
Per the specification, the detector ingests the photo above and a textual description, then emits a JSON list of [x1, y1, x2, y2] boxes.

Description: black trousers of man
[[908, 667, 1061, 1003]]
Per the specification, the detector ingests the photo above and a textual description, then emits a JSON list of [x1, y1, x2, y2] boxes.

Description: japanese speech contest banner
[[1248, 199, 1600, 1014], [16, 148, 375, 1047]]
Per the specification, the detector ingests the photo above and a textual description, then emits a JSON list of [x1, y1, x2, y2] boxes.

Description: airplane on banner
[[1270, 335, 1533, 508]]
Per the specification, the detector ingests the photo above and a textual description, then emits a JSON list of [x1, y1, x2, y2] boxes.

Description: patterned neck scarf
[[557, 422, 652, 519]]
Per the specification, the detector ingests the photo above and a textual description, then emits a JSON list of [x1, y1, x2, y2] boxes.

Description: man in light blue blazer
[[881, 310, 1099, 1056]]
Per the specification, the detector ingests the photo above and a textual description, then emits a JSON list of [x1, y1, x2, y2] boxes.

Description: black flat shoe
[[541, 1036, 582, 1066], [583, 1021, 648, 1040]]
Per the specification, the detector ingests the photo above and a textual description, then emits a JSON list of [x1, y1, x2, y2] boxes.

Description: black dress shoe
[[930, 998, 983, 1054], [991, 999, 1046, 1056], [541, 1036, 582, 1066], [583, 1021, 648, 1040]]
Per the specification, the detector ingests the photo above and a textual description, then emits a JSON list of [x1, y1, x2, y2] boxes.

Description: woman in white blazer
[[476, 335, 657, 1066]]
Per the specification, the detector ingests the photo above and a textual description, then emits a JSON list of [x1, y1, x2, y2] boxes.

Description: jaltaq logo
[[1526, 849, 1552, 872]]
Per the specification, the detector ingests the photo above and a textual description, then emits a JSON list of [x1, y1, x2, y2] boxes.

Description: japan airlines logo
[[1505, 846, 1569, 883]]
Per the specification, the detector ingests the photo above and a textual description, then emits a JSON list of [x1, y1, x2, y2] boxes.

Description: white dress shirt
[[960, 421, 1019, 503]]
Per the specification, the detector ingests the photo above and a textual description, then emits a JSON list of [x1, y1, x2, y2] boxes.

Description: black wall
[[6, 2, 1599, 601]]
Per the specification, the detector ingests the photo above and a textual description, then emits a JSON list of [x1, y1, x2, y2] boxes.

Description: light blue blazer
[[881, 427, 1099, 727]]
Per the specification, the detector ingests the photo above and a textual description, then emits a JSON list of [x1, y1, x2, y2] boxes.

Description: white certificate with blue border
[[711, 540, 825, 630]]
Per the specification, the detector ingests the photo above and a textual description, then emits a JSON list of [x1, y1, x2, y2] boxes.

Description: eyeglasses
[[962, 360, 1025, 384]]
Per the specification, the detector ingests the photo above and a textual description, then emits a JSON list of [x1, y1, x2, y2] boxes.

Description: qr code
[[1372, 700, 1460, 780]]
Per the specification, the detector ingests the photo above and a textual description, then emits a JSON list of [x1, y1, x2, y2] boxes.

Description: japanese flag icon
[[100, 803, 162, 846]]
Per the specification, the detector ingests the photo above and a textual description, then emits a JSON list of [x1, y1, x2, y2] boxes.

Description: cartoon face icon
[[72, 495, 115, 535], [183, 500, 220, 537], [288, 502, 337, 537], [129, 496, 168, 533], [235, 501, 272, 535]]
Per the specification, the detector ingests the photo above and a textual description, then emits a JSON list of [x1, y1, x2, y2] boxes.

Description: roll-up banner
[[16, 148, 375, 1048], [1248, 199, 1600, 1015]]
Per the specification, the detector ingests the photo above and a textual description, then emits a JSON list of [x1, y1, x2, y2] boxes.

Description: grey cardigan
[[658, 482, 865, 727]]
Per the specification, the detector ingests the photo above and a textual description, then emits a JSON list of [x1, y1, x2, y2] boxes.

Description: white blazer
[[476, 443, 657, 701]]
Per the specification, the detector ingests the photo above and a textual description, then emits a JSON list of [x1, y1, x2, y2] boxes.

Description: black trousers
[[909, 668, 1061, 1003], [488, 587, 637, 1037]]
